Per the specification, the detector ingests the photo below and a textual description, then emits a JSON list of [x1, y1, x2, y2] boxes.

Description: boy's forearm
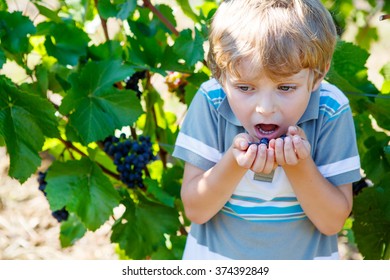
[[181, 147, 248, 224], [282, 158, 352, 235]]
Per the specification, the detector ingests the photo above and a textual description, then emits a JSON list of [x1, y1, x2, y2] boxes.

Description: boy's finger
[[262, 149, 275, 174], [234, 138, 249, 151], [233, 133, 256, 150], [287, 125, 307, 139], [283, 136, 299, 165], [274, 138, 286, 165], [235, 144, 257, 168], [292, 135, 311, 159], [251, 144, 267, 171]]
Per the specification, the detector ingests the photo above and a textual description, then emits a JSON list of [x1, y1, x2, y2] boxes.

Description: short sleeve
[[172, 81, 223, 171], [310, 83, 361, 186]]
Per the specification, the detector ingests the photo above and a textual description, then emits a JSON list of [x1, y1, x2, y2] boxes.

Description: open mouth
[[255, 124, 280, 139], [257, 124, 278, 134]]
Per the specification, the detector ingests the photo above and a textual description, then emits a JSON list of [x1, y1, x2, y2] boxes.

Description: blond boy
[[173, 0, 361, 259]]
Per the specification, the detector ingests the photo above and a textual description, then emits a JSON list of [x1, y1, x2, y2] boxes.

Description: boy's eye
[[278, 85, 296, 92], [237, 85, 253, 92]]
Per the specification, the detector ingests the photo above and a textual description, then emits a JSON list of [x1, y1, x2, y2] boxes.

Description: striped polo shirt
[[173, 78, 361, 259]]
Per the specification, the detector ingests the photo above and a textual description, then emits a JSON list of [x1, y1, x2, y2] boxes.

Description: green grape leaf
[[384, 1, 390, 13], [330, 41, 378, 94], [59, 213, 87, 248], [326, 66, 362, 94], [45, 157, 121, 231], [88, 41, 124, 61], [145, 178, 175, 207], [380, 63, 390, 93], [175, 0, 199, 22], [369, 95, 390, 131], [353, 183, 390, 259], [0, 48, 5, 68], [384, 146, 390, 163], [56, 0, 95, 23], [150, 235, 186, 260], [0, 75, 59, 183], [41, 58, 72, 94], [0, 0, 8, 11], [0, 11, 36, 53], [382, 81, 390, 94], [34, 64, 49, 96], [37, 21, 89, 66], [0, 11, 36, 65], [59, 60, 143, 145], [170, 28, 205, 68], [356, 26, 378, 50], [126, 36, 165, 75], [361, 135, 390, 184], [98, 0, 136, 20], [129, 4, 176, 38], [161, 165, 183, 199], [161, 28, 205, 72], [111, 194, 180, 259], [33, 3, 62, 23], [126, 5, 172, 74], [185, 71, 210, 105]]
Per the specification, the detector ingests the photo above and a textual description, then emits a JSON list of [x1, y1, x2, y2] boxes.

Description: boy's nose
[[255, 93, 275, 115]]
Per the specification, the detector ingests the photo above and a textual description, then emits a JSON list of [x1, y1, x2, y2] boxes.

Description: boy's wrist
[[281, 155, 314, 173]]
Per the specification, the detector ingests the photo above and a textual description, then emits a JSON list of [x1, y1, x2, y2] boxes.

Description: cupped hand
[[232, 133, 276, 174], [269, 126, 311, 166]]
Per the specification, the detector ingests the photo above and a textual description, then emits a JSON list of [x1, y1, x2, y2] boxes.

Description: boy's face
[[223, 59, 321, 141]]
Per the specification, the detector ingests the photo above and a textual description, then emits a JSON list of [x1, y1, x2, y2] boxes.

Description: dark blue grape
[[103, 134, 156, 189], [248, 134, 288, 148], [52, 207, 69, 222], [37, 171, 47, 195], [125, 70, 147, 99], [259, 138, 269, 146]]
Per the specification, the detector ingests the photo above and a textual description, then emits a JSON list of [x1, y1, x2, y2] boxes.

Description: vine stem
[[94, 0, 110, 41], [142, 0, 180, 36], [379, 14, 390, 21], [144, 71, 168, 168], [95, 0, 180, 39], [58, 137, 120, 181]]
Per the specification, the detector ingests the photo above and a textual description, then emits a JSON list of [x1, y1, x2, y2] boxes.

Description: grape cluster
[[125, 70, 147, 98], [103, 134, 156, 189], [37, 171, 69, 223]]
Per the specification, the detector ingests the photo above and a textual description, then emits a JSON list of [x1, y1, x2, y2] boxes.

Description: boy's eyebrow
[[273, 70, 309, 82]]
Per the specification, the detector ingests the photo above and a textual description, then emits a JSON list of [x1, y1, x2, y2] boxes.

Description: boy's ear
[[312, 62, 331, 91]]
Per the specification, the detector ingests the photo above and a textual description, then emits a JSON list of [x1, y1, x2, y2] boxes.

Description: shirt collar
[[297, 85, 320, 124]]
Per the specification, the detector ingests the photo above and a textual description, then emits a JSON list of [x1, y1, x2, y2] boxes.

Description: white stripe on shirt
[[317, 156, 360, 178], [175, 132, 222, 163]]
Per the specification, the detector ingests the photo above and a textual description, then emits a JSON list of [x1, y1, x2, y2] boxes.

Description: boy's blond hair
[[208, 0, 337, 85]]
